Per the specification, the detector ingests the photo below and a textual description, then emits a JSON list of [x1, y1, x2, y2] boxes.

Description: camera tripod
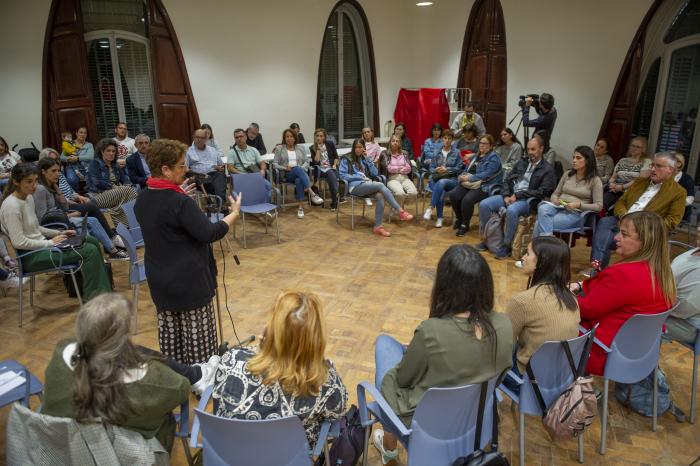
[[508, 106, 530, 143]]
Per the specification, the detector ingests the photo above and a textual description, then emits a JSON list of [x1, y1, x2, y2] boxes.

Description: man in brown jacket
[[587, 151, 685, 272]]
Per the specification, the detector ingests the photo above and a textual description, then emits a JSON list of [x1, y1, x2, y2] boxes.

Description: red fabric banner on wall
[[393, 88, 450, 158]]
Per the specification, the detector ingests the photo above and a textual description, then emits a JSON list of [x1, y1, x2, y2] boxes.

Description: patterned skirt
[[156, 301, 218, 365]]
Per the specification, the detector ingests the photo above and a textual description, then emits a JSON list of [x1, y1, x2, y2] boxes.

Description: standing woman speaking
[[135, 139, 241, 364]]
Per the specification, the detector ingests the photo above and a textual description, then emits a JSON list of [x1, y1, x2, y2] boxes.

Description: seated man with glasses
[[585, 151, 686, 275], [187, 128, 228, 213]]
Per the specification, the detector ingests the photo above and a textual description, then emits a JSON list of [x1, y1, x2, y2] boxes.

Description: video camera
[[186, 171, 210, 189], [518, 94, 540, 107]]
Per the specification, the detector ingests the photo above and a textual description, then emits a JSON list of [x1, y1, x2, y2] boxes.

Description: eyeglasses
[[651, 162, 671, 169], [630, 144, 643, 149]]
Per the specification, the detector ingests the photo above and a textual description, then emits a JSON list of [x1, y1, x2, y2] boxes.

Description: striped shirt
[[58, 173, 76, 200]]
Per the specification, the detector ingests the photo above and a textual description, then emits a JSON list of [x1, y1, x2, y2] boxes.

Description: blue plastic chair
[[13, 245, 82, 327], [231, 173, 280, 248], [357, 375, 500, 466], [115, 224, 146, 332], [498, 331, 594, 466], [0, 359, 43, 408], [588, 308, 674, 454], [189, 386, 333, 466], [121, 200, 144, 248]]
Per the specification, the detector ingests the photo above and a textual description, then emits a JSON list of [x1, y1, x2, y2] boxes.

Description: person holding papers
[[532, 146, 603, 237]]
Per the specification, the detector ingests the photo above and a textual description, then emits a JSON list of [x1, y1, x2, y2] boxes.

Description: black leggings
[[68, 201, 115, 237], [314, 168, 339, 206], [448, 185, 488, 226], [138, 346, 202, 385]]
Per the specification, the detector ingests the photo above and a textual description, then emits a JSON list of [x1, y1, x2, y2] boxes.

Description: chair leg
[[599, 378, 609, 454], [18, 276, 24, 327], [362, 424, 371, 466], [652, 365, 658, 432], [577, 432, 584, 463], [275, 210, 280, 244], [70, 272, 83, 307], [691, 354, 698, 424], [242, 212, 247, 249], [131, 284, 139, 333], [519, 411, 525, 466], [351, 197, 355, 230], [29, 276, 34, 307], [181, 436, 194, 466]]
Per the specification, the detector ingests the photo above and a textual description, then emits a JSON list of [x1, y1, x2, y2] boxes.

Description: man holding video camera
[[187, 128, 229, 213], [521, 93, 557, 148]]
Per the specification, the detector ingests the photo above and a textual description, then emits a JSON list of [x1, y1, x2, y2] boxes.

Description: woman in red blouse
[[572, 211, 676, 375]]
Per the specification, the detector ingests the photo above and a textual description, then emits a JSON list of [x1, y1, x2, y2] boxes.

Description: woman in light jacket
[[380, 135, 417, 205], [273, 129, 323, 219]]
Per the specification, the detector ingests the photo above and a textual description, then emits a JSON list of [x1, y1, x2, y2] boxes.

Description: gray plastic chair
[[498, 331, 594, 466], [591, 308, 674, 454], [357, 375, 500, 466], [552, 209, 598, 247], [115, 224, 146, 332], [231, 173, 280, 248]]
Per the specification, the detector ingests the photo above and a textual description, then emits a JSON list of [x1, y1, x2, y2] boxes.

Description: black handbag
[[451, 382, 510, 466], [432, 170, 453, 182], [40, 208, 71, 229]]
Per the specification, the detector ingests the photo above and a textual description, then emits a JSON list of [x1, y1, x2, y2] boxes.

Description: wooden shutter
[[43, 0, 97, 150], [457, 0, 507, 137], [598, 0, 663, 161], [147, 0, 200, 144]]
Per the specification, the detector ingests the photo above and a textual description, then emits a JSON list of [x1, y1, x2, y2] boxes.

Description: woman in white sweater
[[0, 163, 111, 299]]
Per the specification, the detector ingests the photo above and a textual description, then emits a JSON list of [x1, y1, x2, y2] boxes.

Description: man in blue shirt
[[187, 128, 228, 211], [126, 134, 151, 189]]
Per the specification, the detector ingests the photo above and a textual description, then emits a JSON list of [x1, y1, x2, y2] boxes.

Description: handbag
[[314, 405, 365, 466], [432, 170, 453, 182], [451, 382, 510, 466], [40, 208, 71, 229], [233, 147, 259, 173]]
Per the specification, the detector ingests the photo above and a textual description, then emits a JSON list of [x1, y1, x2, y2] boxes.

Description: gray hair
[[134, 133, 150, 143], [653, 151, 677, 167]]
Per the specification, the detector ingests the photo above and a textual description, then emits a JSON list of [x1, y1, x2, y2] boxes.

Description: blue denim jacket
[[87, 158, 130, 193], [420, 138, 443, 170], [429, 147, 463, 176], [462, 151, 503, 193], [338, 156, 379, 190]]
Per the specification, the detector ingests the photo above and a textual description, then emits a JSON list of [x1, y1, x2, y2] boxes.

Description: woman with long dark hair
[[0, 163, 111, 299], [393, 122, 414, 159], [338, 139, 413, 237], [495, 127, 523, 174], [309, 128, 340, 210], [371, 244, 513, 463], [533, 145, 603, 237], [419, 123, 443, 170], [87, 138, 138, 227], [503, 237, 580, 393], [41, 293, 190, 453]]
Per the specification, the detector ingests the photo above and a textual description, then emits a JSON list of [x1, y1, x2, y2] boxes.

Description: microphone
[[233, 335, 256, 349]]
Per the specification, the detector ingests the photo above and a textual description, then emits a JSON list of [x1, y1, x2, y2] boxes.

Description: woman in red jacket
[[571, 211, 676, 375]]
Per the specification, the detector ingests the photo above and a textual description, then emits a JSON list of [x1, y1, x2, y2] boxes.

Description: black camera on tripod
[[186, 171, 210, 189], [518, 94, 540, 107]]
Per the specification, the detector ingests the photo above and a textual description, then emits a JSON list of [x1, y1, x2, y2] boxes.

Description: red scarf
[[146, 177, 186, 194]]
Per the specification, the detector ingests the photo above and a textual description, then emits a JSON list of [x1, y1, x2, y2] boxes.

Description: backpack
[[314, 405, 365, 466], [525, 338, 597, 441], [482, 208, 505, 254], [615, 368, 686, 421]]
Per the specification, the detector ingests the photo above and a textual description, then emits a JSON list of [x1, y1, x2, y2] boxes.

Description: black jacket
[[309, 141, 339, 168], [246, 134, 267, 155], [134, 188, 229, 312], [126, 152, 149, 188], [502, 157, 557, 200]]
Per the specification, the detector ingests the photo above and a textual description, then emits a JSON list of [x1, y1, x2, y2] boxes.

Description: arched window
[[316, 1, 378, 141], [457, 0, 507, 136], [43, 0, 199, 149]]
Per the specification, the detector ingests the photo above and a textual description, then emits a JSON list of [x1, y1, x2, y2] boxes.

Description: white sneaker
[[192, 354, 221, 395], [297, 208, 305, 219], [112, 234, 126, 249], [0, 274, 25, 289], [365, 198, 373, 207], [435, 218, 443, 228], [372, 429, 398, 465], [515, 260, 523, 269], [311, 194, 323, 205], [423, 207, 432, 220]]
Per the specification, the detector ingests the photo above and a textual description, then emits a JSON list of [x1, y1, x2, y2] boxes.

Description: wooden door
[[42, 0, 97, 150], [147, 0, 200, 144], [598, 0, 663, 160], [458, 0, 507, 137]]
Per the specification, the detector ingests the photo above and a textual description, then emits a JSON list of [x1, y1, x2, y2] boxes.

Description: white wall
[[0, 0, 655, 161]]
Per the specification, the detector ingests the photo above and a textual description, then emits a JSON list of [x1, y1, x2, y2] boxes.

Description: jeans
[[374, 334, 406, 389], [533, 202, 584, 237], [590, 215, 619, 268], [72, 216, 113, 252], [350, 181, 402, 227], [68, 201, 115, 237], [479, 195, 532, 245], [283, 166, 312, 201], [64, 164, 83, 192], [664, 315, 700, 346], [429, 177, 458, 218], [448, 185, 488, 227], [0, 178, 9, 190]]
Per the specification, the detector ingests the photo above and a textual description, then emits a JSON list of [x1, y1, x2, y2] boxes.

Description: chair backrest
[[193, 409, 311, 466], [517, 332, 592, 416], [604, 308, 674, 383], [115, 223, 140, 284], [231, 173, 269, 206], [121, 200, 143, 243], [407, 375, 499, 466]]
